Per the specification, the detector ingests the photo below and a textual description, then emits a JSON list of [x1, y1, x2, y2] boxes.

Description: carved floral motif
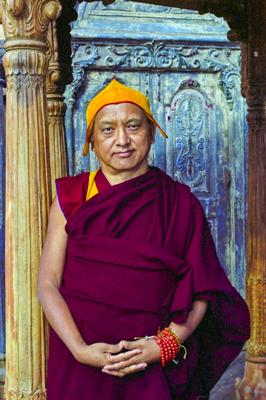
[[4, 49, 47, 76], [219, 70, 240, 110], [170, 80, 209, 188], [72, 41, 239, 71], [106, 43, 195, 69], [64, 64, 86, 101], [71, 41, 241, 109]]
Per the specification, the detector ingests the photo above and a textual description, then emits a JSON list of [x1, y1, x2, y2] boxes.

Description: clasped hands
[[76, 338, 161, 377]]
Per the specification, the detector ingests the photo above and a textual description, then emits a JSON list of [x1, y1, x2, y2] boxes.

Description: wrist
[[168, 322, 189, 344], [72, 341, 89, 363], [155, 328, 187, 367], [150, 338, 162, 363]]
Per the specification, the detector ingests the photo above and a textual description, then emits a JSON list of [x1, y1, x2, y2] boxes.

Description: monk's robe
[[47, 167, 250, 400]]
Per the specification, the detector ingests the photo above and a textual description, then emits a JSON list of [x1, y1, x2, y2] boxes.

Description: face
[[90, 102, 155, 178]]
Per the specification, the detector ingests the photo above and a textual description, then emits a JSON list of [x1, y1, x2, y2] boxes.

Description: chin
[[112, 160, 138, 169]]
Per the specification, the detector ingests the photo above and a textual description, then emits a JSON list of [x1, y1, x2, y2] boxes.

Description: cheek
[[94, 139, 113, 155], [139, 136, 152, 151]]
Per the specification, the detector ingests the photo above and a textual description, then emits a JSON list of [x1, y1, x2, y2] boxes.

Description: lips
[[113, 149, 135, 158]]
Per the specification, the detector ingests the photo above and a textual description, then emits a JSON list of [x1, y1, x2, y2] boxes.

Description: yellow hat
[[83, 79, 168, 156]]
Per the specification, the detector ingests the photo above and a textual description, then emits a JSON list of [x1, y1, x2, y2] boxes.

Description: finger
[[122, 339, 144, 351], [105, 342, 124, 354], [102, 370, 125, 377], [120, 363, 148, 376], [103, 363, 147, 377], [103, 353, 143, 371], [106, 348, 142, 364]]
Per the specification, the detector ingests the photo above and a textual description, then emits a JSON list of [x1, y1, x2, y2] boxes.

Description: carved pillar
[[47, 21, 67, 197], [0, 1, 61, 399], [0, 41, 6, 398], [236, 1, 266, 398]]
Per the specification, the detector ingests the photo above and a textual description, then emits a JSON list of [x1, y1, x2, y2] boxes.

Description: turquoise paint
[[73, 1, 230, 42]]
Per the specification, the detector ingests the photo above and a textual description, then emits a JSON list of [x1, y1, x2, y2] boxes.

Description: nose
[[115, 125, 130, 146]]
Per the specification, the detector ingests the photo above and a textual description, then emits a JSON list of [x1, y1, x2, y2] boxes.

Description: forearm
[[168, 300, 208, 343], [39, 283, 86, 359]]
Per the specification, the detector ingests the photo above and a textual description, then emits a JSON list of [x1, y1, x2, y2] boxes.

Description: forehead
[[94, 102, 146, 123]]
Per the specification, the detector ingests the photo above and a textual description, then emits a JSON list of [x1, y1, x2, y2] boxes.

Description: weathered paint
[[64, 1, 248, 295]]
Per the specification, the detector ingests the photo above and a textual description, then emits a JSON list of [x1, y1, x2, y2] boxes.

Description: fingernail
[[102, 369, 111, 374], [139, 363, 147, 369]]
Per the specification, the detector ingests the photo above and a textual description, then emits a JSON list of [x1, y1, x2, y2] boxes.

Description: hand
[[75, 341, 143, 369], [102, 338, 161, 377]]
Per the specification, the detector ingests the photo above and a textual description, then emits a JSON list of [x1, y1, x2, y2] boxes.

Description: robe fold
[[47, 167, 250, 400]]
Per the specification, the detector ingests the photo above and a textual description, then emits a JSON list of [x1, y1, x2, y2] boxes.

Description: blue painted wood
[[72, 1, 230, 42], [0, 42, 5, 355], [64, 1, 248, 295]]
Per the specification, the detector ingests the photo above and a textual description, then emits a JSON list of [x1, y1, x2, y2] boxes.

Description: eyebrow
[[98, 117, 144, 126], [98, 120, 114, 126], [126, 118, 143, 123]]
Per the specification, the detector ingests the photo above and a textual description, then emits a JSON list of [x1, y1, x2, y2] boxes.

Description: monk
[[38, 79, 250, 400]]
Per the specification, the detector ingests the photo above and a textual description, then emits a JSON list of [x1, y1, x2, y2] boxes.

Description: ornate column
[[0, 1, 61, 399], [236, 1, 266, 398], [46, 21, 67, 197], [0, 41, 6, 399]]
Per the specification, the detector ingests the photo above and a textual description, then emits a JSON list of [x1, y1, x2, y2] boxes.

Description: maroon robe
[[47, 167, 250, 400]]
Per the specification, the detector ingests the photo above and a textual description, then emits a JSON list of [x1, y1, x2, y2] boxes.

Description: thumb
[[107, 341, 124, 354], [122, 340, 139, 350]]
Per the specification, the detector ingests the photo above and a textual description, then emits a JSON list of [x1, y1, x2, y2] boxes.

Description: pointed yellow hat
[[83, 79, 168, 156]]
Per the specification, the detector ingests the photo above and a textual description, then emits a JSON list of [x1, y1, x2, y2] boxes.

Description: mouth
[[113, 149, 135, 158]]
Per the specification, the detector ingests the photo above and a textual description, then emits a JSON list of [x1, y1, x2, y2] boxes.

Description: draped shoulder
[[55, 172, 89, 220]]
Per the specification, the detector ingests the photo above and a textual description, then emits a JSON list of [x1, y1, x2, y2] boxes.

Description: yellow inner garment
[[86, 170, 99, 201]]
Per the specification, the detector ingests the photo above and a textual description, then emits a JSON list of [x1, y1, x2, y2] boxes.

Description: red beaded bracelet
[[155, 328, 187, 367]]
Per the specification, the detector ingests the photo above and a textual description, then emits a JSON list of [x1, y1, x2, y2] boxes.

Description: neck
[[101, 165, 150, 185]]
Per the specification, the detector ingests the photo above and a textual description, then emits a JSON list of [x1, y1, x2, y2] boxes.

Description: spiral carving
[[42, 0, 61, 22]]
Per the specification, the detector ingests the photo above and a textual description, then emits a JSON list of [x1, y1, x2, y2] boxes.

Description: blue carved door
[[64, 1, 247, 294]]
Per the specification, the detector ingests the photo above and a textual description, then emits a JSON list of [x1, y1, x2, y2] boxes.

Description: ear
[[150, 122, 156, 144], [90, 133, 95, 151]]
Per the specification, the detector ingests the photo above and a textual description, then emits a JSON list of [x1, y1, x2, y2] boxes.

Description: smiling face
[[90, 102, 155, 181]]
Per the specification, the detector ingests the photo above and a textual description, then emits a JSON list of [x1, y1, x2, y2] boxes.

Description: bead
[[155, 327, 184, 367]]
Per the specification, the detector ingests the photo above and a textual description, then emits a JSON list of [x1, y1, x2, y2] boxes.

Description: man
[[38, 79, 250, 399]]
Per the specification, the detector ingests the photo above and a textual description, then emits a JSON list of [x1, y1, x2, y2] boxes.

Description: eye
[[127, 123, 139, 130], [102, 127, 114, 134]]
